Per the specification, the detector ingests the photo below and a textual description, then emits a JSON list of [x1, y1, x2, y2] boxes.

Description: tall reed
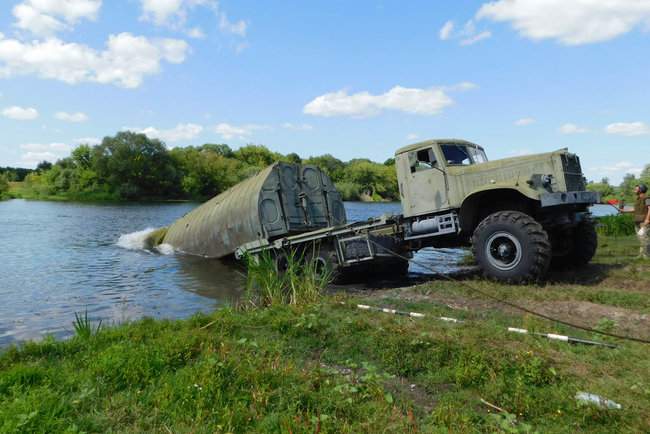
[[243, 244, 332, 308]]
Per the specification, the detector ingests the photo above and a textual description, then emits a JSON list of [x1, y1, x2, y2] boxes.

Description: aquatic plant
[[72, 311, 102, 339]]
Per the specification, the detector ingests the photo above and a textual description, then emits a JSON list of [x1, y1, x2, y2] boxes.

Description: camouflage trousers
[[636, 224, 650, 258]]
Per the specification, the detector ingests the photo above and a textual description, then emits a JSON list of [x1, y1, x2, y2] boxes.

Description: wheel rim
[[485, 231, 522, 271]]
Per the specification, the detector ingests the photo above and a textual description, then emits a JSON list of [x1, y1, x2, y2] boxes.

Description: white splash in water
[[155, 243, 175, 255], [116, 228, 157, 251]]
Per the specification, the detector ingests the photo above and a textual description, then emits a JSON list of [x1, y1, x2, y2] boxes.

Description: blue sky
[[0, 0, 649, 183]]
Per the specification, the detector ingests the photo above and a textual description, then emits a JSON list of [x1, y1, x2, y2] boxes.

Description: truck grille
[[561, 154, 585, 192]]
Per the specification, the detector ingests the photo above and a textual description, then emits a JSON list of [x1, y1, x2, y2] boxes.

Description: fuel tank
[[158, 162, 347, 258]]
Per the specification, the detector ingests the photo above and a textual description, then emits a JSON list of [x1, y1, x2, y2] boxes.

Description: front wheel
[[472, 211, 551, 283]]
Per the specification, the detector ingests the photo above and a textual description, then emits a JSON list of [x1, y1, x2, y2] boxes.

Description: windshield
[[441, 144, 488, 165]]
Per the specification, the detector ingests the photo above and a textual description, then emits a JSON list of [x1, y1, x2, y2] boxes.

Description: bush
[[596, 213, 636, 236]]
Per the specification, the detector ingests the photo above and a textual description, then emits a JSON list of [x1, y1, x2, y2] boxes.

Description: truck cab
[[395, 139, 488, 218]]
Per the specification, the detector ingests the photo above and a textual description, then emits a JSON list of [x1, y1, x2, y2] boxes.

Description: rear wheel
[[552, 220, 598, 267], [472, 211, 551, 283], [304, 245, 342, 283]]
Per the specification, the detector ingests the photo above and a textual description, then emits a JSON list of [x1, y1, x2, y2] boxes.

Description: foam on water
[[116, 228, 157, 251], [155, 243, 175, 255]]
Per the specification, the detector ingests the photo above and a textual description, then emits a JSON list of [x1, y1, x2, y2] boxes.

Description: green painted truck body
[[395, 139, 597, 234]]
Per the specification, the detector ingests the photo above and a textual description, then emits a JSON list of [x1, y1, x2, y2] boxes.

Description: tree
[[171, 146, 244, 198], [587, 179, 615, 200], [36, 161, 53, 172], [286, 153, 302, 164], [304, 154, 345, 182], [93, 131, 181, 199], [233, 145, 281, 168], [72, 145, 93, 169], [201, 144, 234, 158]]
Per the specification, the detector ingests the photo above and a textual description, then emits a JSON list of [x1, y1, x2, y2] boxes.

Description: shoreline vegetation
[[3, 131, 399, 204], [1, 235, 649, 432], [2, 131, 648, 205]]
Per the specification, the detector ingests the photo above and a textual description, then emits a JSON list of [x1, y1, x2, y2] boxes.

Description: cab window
[[441, 144, 472, 165], [409, 148, 437, 173]]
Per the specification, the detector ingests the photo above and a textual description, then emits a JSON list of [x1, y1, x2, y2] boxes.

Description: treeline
[[0, 167, 34, 200], [587, 169, 650, 206], [18, 131, 399, 202]]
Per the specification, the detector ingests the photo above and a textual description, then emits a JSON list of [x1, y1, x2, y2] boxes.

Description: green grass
[[1, 236, 649, 432]]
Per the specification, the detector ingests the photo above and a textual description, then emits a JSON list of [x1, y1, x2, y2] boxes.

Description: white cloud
[[186, 27, 205, 39], [589, 161, 644, 179], [406, 133, 419, 140], [140, 0, 215, 27], [440, 19, 492, 46], [0, 33, 189, 88], [139, 123, 203, 142], [19, 142, 73, 166], [55, 111, 88, 122], [514, 117, 535, 126], [281, 122, 313, 131], [460, 30, 492, 46], [477, 0, 650, 45], [605, 121, 650, 137], [304, 84, 476, 118], [219, 13, 248, 37], [559, 123, 588, 134], [74, 136, 101, 145], [439, 20, 454, 40], [2, 106, 39, 120], [214, 123, 265, 140], [21, 151, 58, 166], [20, 142, 71, 152], [13, 0, 102, 37]]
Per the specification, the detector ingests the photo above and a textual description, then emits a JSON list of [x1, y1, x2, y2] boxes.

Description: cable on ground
[[365, 237, 650, 345]]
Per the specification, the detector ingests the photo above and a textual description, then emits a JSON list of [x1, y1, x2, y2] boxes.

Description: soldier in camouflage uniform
[[630, 184, 650, 258]]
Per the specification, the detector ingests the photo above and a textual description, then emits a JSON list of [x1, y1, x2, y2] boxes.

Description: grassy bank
[[1, 237, 649, 432]]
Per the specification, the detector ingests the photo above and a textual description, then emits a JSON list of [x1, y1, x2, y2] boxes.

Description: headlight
[[541, 174, 553, 187]]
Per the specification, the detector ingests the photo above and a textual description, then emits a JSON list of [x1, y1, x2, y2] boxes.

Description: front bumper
[[540, 191, 600, 207]]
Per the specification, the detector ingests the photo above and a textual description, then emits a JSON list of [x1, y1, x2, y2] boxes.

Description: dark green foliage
[[0, 173, 8, 199], [596, 213, 636, 236], [14, 131, 404, 202], [0, 167, 34, 182], [93, 132, 182, 199]]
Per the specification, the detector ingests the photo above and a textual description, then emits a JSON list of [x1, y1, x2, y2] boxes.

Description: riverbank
[[1, 236, 649, 432], [7, 182, 196, 203]]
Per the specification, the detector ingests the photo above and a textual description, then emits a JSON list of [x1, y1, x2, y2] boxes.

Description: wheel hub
[[485, 231, 523, 271]]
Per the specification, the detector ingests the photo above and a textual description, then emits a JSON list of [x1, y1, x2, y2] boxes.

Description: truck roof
[[395, 139, 481, 156]]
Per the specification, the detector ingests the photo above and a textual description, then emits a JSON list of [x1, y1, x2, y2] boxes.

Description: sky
[[0, 0, 649, 184]]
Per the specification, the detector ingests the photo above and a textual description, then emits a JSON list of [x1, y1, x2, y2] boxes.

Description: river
[[0, 199, 617, 347]]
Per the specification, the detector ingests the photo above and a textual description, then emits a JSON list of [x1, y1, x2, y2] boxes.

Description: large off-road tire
[[560, 221, 598, 267], [304, 246, 343, 283], [472, 211, 551, 283]]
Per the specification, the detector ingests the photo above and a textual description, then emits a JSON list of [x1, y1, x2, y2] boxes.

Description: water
[[0, 200, 616, 347]]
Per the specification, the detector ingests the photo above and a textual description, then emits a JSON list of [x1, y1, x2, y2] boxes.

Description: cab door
[[403, 147, 448, 217]]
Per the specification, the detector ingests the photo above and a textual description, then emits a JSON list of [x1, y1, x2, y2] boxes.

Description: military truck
[[238, 139, 599, 283], [392, 139, 598, 282], [153, 138, 598, 283]]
